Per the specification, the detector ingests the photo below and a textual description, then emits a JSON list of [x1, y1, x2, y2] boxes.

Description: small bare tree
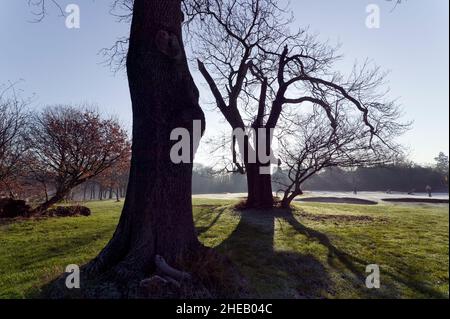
[[28, 105, 130, 212], [274, 108, 404, 208]]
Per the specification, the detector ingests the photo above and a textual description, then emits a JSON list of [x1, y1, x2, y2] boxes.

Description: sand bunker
[[382, 198, 449, 204], [296, 197, 378, 205]]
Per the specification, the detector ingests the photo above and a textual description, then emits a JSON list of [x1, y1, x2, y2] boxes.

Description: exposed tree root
[[155, 254, 191, 280], [139, 255, 190, 292]]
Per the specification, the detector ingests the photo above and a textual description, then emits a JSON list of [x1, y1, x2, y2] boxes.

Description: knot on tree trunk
[[155, 30, 182, 60]]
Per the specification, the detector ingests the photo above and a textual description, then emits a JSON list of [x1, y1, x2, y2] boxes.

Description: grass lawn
[[0, 199, 448, 299]]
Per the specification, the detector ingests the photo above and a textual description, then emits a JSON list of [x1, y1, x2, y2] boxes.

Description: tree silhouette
[[186, 0, 406, 208]]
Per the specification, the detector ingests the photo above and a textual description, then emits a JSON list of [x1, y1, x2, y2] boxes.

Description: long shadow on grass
[[215, 208, 333, 298], [284, 212, 449, 299], [283, 211, 384, 298], [216, 206, 447, 299], [195, 206, 226, 236]]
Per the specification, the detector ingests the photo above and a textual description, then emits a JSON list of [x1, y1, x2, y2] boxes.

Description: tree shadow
[[216, 206, 448, 299], [216, 208, 333, 298], [284, 212, 367, 280], [287, 210, 448, 299], [195, 206, 226, 236]]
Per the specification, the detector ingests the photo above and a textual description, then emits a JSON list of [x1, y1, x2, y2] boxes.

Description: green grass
[[0, 199, 448, 299]]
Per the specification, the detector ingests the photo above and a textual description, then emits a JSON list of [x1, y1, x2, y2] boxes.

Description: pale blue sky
[[0, 0, 448, 165]]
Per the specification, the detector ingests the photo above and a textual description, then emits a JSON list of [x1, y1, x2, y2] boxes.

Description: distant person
[[425, 185, 432, 198]]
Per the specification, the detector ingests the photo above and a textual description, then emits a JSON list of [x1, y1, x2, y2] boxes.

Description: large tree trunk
[[245, 163, 273, 208], [85, 0, 205, 281], [243, 127, 274, 208]]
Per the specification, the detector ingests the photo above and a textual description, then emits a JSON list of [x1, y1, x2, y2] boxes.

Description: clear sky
[[1, 0, 448, 165]]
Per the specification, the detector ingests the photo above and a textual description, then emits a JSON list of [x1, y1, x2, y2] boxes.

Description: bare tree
[[28, 105, 130, 212], [0, 84, 30, 197], [186, 0, 407, 208], [274, 108, 403, 208]]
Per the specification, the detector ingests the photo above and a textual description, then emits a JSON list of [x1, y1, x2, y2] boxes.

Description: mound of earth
[[0, 198, 31, 218], [45, 206, 91, 217], [382, 198, 449, 204], [296, 197, 378, 205]]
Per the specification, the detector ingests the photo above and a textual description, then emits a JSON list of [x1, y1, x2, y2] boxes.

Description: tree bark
[[245, 163, 273, 208], [85, 0, 205, 281], [243, 127, 274, 208]]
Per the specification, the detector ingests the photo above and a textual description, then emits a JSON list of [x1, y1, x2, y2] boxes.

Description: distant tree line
[[294, 162, 448, 194], [192, 158, 449, 195], [70, 159, 449, 198]]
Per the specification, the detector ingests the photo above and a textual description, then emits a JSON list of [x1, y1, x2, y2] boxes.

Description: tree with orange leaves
[[28, 105, 130, 213]]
